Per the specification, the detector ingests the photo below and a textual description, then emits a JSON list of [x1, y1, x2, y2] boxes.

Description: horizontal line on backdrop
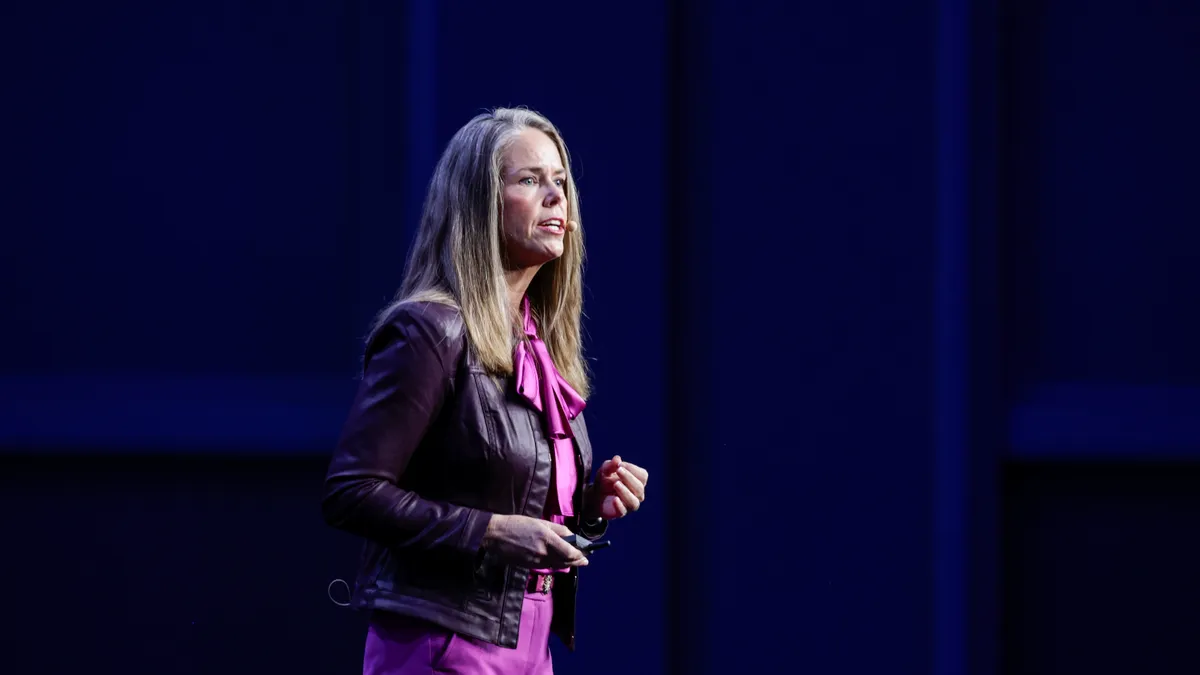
[[0, 374, 356, 455], [1009, 383, 1200, 459]]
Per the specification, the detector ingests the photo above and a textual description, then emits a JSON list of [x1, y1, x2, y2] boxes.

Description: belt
[[526, 573, 555, 594]]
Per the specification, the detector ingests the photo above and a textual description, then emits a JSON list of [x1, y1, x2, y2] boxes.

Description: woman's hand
[[481, 514, 589, 569], [587, 455, 649, 520]]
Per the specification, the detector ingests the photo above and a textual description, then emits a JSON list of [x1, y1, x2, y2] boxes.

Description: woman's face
[[500, 128, 568, 270]]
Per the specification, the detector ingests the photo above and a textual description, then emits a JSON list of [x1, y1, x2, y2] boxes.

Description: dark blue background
[[2, 1, 1198, 673]]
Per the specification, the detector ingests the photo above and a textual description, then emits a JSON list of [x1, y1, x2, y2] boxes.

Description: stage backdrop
[[3, 1, 1198, 674]]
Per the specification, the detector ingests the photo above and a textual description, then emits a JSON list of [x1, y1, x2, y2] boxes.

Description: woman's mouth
[[537, 218, 565, 235]]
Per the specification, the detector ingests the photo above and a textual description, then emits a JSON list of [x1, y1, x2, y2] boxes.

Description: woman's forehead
[[503, 129, 564, 169]]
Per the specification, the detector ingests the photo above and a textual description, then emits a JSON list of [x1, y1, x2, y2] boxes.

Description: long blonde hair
[[373, 107, 589, 397]]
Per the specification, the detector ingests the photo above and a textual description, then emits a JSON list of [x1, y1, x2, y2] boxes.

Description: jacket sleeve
[[321, 306, 492, 556], [577, 509, 609, 540], [578, 474, 610, 539]]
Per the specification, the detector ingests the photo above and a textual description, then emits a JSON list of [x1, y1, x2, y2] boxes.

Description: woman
[[322, 107, 650, 674]]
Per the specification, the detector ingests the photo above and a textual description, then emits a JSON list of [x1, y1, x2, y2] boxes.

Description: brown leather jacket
[[322, 301, 606, 650]]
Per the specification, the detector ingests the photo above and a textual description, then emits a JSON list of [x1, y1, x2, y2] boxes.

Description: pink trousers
[[363, 591, 554, 675]]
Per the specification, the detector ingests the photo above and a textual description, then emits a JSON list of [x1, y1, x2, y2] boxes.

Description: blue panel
[[0, 2, 357, 378], [1010, 383, 1200, 458], [1006, 0, 1200, 386], [935, 0, 970, 672], [698, 2, 937, 672], [349, 0, 414, 334], [0, 1, 409, 456], [402, 0, 437, 254]]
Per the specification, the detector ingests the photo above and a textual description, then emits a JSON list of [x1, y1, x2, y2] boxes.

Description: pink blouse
[[513, 297, 586, 574]]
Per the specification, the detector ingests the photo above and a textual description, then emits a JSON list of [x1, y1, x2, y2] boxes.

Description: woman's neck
[[504, 265, 541, 316]]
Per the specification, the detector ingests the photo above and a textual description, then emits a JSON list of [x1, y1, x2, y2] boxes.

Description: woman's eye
[[554, 178, 565, 187], [519, 176, 536, 186]]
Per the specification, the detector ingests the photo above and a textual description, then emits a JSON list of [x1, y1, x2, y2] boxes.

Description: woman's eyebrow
[[512, 165, 567, 176]]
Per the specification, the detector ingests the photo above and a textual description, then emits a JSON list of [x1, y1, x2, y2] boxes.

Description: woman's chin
[[529, 243, 566, 265], [508, 248, 564, 272]]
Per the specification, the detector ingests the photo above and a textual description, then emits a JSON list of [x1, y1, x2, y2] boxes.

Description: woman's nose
[[544, 185, 564, 205]]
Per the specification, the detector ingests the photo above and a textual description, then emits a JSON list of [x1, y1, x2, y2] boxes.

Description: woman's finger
[[614, 481, 641, 512], [606, 494, 628, 519], [617, 467, 646, 500], [546, 530, 587, 566], [597, 457, 620, 478]]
